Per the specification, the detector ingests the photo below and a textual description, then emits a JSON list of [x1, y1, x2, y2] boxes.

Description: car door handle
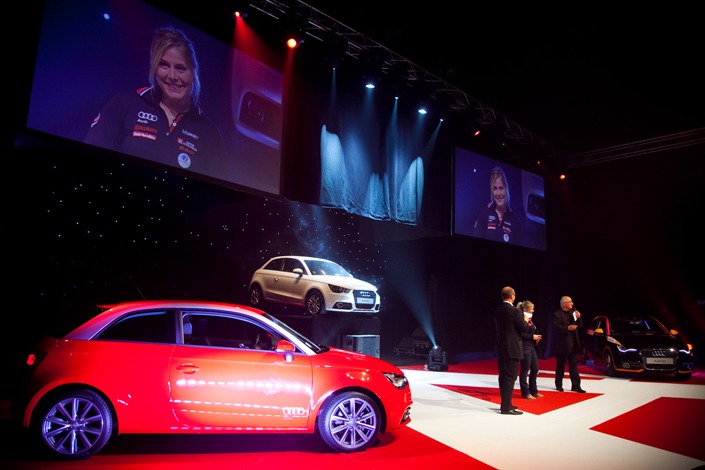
[[176, 364, 200, 374]]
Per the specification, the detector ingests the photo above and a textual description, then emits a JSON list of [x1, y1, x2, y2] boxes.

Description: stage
[[2, 357, 704, 469]]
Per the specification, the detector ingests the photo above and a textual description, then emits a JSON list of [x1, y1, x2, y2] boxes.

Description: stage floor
[[2, 358, 704, 470]]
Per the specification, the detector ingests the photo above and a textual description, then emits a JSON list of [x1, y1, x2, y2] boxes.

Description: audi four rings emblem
[[282, 407, 308, 417], [652, 350, 666, 357], [138, 111, 158, 122]]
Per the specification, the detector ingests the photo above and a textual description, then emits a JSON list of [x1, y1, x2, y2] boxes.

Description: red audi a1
[[16, 300, 412, 460]]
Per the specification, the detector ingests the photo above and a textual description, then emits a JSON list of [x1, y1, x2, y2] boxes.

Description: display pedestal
[[340, 334, 380, 357]]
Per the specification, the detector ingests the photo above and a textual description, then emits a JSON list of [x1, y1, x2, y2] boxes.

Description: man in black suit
[[494, 286, 528, 415], [552, 296, 586, 393]]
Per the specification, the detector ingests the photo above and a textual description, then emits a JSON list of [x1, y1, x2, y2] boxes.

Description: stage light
[[425, 345, 448, 371], [286, 37, 303, 49], [418, 107, 428, 115]]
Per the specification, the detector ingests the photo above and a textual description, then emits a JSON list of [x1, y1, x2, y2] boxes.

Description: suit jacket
[[552, 308, 583, 354], [494, 301, 528, 359]]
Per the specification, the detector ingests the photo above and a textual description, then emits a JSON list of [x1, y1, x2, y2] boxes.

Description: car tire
[[249, 284, 264, 308], [33, 389, 113, 460], [317, 391, 381, 452], [604, 349, 617, 377], [305, 290, 327, 316]]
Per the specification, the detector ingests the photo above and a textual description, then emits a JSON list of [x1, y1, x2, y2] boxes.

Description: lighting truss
[[567, 127, 705, 167], [247, 0, 558, 156], [248, 1, 705, 168]]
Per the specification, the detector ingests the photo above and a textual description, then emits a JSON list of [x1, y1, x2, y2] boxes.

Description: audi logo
[[138, 111, 158, 122], [651, 350, 667, 357], [282, 407, 308, 417]]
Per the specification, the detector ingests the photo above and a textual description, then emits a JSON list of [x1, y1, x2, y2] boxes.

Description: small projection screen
[[454, 146, 546, 251]]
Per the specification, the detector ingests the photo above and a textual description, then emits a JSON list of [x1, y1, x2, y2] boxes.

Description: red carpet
[[4, 426, 496, 470], [432, 384, 599, 414], [591, 396, 705, 461]]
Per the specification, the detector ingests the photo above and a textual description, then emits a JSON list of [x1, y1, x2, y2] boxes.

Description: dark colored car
[[14, 300, 412, 460], [583, 315, 695, 380]]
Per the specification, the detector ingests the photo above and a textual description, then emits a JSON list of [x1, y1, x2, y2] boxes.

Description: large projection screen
[[454, 146, 546, 251], [25, 0, 283, 197]]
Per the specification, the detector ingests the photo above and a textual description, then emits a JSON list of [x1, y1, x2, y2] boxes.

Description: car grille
[[354, 290, 377, 310], [640, 348, 678, 371]]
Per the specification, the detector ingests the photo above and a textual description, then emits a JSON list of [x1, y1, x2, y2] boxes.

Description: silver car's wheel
[[318, 391, 380, 452], [305, 290, 326, 316], [249, 284, 264, 307], [34, 389, 113, 460]]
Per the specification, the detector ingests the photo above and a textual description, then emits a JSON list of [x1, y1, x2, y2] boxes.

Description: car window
[[96, 310, 174, 343], [589, 318, 601, 330], [282, 258, 304, 273], [612, 318, 651, 335], [183, 312, 283, 351], [263, 258, 284, 271], [306, 259, 351, 277]]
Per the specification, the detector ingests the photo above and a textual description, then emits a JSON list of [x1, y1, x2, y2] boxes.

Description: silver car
[[248, 256, 381, 315]]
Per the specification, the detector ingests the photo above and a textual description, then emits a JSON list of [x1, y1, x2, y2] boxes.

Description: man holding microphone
[[553, 296, 586, 393]]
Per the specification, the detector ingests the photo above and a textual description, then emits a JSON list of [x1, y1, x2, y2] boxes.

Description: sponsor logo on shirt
[[177, 136, 198, 153], [132, 124, 158, 141], [181, 128, 199, 140], [178, 153, 191, 168], [137, 111, 158, 123]]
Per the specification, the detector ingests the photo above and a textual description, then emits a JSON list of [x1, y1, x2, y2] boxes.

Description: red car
[[16, 300, 412, 460]]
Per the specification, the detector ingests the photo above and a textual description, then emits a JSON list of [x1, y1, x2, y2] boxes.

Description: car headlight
[[328, 284, 352, 293], [383, 372, 409, 390]]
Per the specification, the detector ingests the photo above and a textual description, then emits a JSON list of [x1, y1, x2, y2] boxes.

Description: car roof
[[68, 300, 266, 339], [268, 255, 332, 262]]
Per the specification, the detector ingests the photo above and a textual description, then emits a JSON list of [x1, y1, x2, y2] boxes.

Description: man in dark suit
[[552, 296, 586, 393], [494, 286, 528, 415]]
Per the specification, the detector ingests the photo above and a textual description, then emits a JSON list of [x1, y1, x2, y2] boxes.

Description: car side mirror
[[292, 268, 304, 276], [276, 339, 296, 352], [594, 328, 604, 335]]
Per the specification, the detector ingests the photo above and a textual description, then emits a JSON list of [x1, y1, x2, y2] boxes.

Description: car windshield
[[611, 318, 665, 336], [263, 312, 324, 352], [304, 259, 352, 277]]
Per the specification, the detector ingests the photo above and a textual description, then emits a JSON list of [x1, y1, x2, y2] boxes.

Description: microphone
[[571, 307, 581, 323]]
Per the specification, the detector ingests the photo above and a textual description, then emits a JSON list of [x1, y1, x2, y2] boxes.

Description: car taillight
[[25, 336, 57, 369]]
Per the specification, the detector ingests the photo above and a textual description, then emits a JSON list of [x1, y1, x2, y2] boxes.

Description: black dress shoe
[[501, 409, 523, 415], [572, 388, 586, 393], [556, 386, 564, 392]]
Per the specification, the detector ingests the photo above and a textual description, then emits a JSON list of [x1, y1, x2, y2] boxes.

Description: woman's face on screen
[[156, 46, 194, 105], [492, 175, 507, 209]]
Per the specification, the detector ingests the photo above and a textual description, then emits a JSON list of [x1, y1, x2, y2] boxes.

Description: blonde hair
[[149, 27, 201, 105], [489, 166, 511, 207]]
